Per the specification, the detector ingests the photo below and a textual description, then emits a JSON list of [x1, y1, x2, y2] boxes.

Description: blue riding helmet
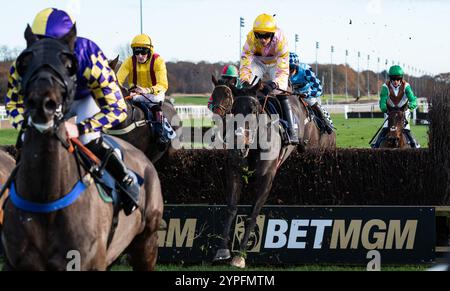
[[289, 52, 300, 69]]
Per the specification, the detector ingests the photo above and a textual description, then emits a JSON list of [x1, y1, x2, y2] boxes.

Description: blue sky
[[0, 0, 448, 75]]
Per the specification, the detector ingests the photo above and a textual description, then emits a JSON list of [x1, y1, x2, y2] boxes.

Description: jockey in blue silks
[[289, 52, 334, 134]]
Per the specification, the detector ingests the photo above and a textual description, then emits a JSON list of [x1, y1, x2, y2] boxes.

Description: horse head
[[108, 55, 121, 72], [230, 82, 263, 158], [385, 106, 407, 148], [17, 24, 78, 134], [210, 75, 236, 116]]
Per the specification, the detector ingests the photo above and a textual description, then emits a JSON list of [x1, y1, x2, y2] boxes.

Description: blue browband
[[9, 180, 87, 213]]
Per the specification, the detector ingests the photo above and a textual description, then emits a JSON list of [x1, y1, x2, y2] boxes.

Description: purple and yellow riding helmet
[[31, 8, 75, 39]]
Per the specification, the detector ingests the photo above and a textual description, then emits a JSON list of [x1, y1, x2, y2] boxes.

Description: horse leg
[[128, 215, 161, 271], [214, 156, 243, 262], [231, 168, 276, 268], [128, 168, 163, 271]]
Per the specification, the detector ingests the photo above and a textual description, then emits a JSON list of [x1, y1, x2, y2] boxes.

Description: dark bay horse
[[380, 107, 410, 148], [0, 149, 15, 226], [107, 56, 180, 163], [210, 76, 335, 268], [1, 25, 163, 270]]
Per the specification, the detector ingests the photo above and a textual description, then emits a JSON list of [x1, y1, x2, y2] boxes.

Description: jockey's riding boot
[[311, 103, 334, 134], [85, 138, 140, 215], [151, 107, 170, 149], [278, 95, 299, 145], [371, 127, 389, 148], [404, 129, 419, 148]]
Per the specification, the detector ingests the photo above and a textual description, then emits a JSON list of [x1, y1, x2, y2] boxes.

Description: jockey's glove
[[262, 81, 277, 96], [240, 80, 251, 89], [135, 86, 154, 95]]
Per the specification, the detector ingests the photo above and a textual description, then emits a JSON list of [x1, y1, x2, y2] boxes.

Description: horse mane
[[233, 80, 262, 98]]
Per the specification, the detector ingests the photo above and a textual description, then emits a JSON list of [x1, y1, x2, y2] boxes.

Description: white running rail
[[0, 106, 6, 121], [174, 105, 212, 120], [0, 99, 430, 122]]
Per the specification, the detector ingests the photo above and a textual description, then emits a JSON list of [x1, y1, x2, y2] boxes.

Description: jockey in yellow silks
[[239, 14, 298, 144], [116, 34, 172, 147]]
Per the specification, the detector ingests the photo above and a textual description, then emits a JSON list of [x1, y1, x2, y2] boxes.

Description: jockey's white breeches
[[305, 96, 320, 106], [66, 96, 101, 145], [249, 58, 288, 91], [133, 92, 165, 106]]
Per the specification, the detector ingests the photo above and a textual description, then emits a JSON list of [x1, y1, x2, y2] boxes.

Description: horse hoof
[[230, 256, 246, 269], [213, 249, 231, 262]]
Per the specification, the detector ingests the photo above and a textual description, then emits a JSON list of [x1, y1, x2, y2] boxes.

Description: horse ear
[[109, 55, 120, 70], [24, 25, 38, 47], [256, 79, 263, 88], [60, 24, 77, 51], [212, 74, 219, 86]]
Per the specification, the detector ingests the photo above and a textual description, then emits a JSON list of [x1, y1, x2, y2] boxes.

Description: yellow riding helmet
[[131, 34, 153, 49], [253, 14, 277, 33]]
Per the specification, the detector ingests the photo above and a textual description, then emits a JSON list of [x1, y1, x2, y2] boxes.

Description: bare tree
[[0, 45, 22, 62]]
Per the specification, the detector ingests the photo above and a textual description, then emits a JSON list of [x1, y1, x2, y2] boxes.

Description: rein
[[103, 96, 149, 136]]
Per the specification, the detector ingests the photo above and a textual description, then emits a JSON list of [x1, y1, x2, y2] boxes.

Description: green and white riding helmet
[[388, 65, 404, 79]]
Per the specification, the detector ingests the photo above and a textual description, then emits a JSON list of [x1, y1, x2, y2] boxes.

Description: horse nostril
[[43, 98, 57, 113]]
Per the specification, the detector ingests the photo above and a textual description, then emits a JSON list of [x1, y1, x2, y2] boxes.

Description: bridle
[[17, 38, 100, 166], [211, 85, 234, 115]]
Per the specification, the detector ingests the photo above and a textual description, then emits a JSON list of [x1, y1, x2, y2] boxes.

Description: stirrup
[[286, 131, 299, 145], [288, 139, 300, 145], [119, 172, 140, 215]]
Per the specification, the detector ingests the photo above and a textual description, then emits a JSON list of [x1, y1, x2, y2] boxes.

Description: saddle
[[257, 96, 290, 144], [296, 96, 328, 134], [309, 108, 328, 134], [129, 99, 176, 142], [80, 135, 143, 210], [80, 135, 144, 246], [263, 95, 326, 134]]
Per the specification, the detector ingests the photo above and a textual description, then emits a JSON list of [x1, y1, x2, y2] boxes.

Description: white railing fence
[[0, 106, 7, 121], [0, 98, 430, 124], [174, 105, 212, 120]]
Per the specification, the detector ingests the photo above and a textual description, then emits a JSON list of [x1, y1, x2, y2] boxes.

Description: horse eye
[[61, 54, 77, 76], [16, 53, 32, 76]]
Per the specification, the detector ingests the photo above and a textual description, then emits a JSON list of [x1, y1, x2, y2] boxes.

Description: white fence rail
[[0, 98, 430, 123], [174, 105, 212, 120], [321, 103, 379, 116], [0, 106, 6, 120], [0, 105, 214, 121]]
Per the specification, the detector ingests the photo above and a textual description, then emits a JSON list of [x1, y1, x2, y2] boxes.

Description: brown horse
[[1, 25, 163, 270], [210, 76, 335, 268], [0, 148, 15, 226], [380, 108, 410, 148], [107, 56, 180, 163], [210, 76, 336, 151]]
